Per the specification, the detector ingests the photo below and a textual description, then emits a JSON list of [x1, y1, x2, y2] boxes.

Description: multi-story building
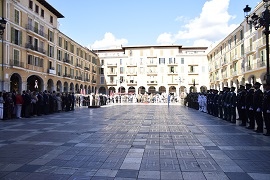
[[207, 1, 267, 90], [95, 45, 208, 95], [0, 0, 99, 94]]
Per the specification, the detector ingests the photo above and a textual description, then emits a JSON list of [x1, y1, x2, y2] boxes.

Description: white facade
[[96, 45, 209, 95]]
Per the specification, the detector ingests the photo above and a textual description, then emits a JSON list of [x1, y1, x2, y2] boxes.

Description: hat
[[231, 87, 235, 89], [246, 83, 252, 87], [240, 85, 245, 88], [254, 82, 262, 86]]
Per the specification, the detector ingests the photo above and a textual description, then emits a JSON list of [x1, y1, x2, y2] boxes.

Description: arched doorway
[[200, 86, 207, 93], [92, 86, 95, 93], [148, 86, 156, 94], [99, 86, 106, 94], [189, 86, 197, 93], [10, 73, 22, 93], [56, 80, 62, 92], [88, 86, 91, 94], [64, 82, 68, 92], [159, 86, 166, 93], [70, 82, 74, 92], [109, 87, 116, 95], [169, 86, 176, 94], [84, 85, 87, 94], [75, 83, 79, 93], [138, 86, 145, 94], [27, 75, 43, 92], [128, 86, 135, 94], [118, 86, 125, 94], [47, 79, 54, 92]]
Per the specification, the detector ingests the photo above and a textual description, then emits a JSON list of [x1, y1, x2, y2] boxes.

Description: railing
[[76, 63, 82, 68], [147, 80, 158, 84], [84, 67, 90, 71], [10, 59, 24, 68], [25, 24, 48, 38], [107, 63, 117, 66], [48, 68, 56, 75], [91, 80, 96, 83], [25, 43, 46, 54], [63, 58, 71, 64], [63, 74, 71, 78], [257, 61, 266, 68]]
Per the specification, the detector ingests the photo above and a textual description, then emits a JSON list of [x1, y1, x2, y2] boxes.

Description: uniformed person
[[262, 83, 270, 136], [218, 91, 224, 119], [229, 87, 237, 123], [245, 83, 255, 130], [253, 82, 263, 133], [238, 85, 247, 126]]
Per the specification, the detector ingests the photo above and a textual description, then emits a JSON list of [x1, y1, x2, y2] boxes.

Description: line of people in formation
[[0, 90, 78, 120], [185, 82, 270, 136]]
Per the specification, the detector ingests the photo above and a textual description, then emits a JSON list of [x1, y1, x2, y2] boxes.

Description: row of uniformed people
[[186, 82, 270, 136]]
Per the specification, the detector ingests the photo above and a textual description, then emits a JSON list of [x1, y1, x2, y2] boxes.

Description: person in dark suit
[[229, 87, 237, 123], [222, 87, 229, 120], [238, 85, 247, 126], [262, 83, 270, 136], [245, 83, 255, 130], [253, 82, 264, 133], [218, 91, 224, 119]]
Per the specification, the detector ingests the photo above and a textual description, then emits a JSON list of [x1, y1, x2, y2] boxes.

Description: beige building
[[0, 0, 99, 93], [95, 45, 209, 95], [207, 1, 267, 90]]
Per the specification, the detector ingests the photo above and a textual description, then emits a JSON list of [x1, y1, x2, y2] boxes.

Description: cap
[[240, 85, 245, 88], [246, 83, 252, 87]]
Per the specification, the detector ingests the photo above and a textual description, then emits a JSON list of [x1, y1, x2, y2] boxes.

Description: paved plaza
[[0, 104, 270, 180]]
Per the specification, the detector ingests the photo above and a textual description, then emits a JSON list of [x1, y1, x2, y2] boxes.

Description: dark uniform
[[238, 86, 247, 126], [245, 84, 255, 129], [253, 82, 263, 133], [262, 83, 270, 136], [229, 87, 237, 123], [218, 91, 224, 118]]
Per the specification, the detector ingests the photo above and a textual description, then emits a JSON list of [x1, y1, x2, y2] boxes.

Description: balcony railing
[[63, 74, 71, 78], [63, 58, 71, 64], [48, 68, 56, 75], [107, 63, 117, 66], [84, 67, 90, 71], [257, 61, 266, 68], [25, 43, 46, 54], [76, 64, 82, 68], [91, 80, 96, 83], [10, 59, 24, 68], [147, 80, 158, 84], [25, 24, 47, 38]]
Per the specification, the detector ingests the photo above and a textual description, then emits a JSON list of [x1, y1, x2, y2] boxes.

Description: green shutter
[[11, 27, 14, 43], [19, 30, 22, 45]]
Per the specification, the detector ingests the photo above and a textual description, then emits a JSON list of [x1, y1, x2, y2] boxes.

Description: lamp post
[[244, 0, 270, 85], [0, 17, 6, 91]]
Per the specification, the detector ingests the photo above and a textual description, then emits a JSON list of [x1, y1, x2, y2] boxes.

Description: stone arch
[[56, 80, 62, 92], [70, 82, 74, 92], [84, 85, 87, 94], [99, 86, 106, 94], [118, 86, 125, 94], [200, 86, 207, 93], [128, 86, 135, 94], [47, 79, 54, 92], [148, 86, 156, 94], [10, 73, 22, 93], [159, 86, 166, 93], [92, 86, 95, 93], [138, 86, 145, 94], [169, 86, 176, 93], [88, 85, 91, 94], [64, 82, 69, 92], [75, 83, 79, 93], [27, 75, 44, 92], [109, 87, 116, 93]]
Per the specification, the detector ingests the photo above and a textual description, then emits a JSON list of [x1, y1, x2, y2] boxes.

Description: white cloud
[[156, 33, 174, 45], [157, 0, 238, 46], [90, 32, 128, 49]]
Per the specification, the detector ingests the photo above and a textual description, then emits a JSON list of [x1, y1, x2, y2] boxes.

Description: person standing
[[253, 82, 264, 133], [0, 92, 4, 120], [230, 87, 237, 123], [239, 85, 247, 126], [245, 83, 255, 130], [262, 83, 270, 136], [15, 92, 23, 118]]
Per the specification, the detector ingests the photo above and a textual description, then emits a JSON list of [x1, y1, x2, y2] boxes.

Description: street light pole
[[244, 1, 270, 85], [0, 17, 6, 91]]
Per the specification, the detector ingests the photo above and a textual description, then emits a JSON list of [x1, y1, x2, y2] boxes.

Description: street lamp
[[0, 17, 6, 91], [243, 1, 270, 85]]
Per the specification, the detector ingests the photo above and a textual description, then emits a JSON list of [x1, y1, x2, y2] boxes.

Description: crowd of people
[[185, 82, 270, 136], [0, 90, 78, 120]]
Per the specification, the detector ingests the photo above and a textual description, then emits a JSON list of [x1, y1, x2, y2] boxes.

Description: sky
[[46, 0, 260, 49]]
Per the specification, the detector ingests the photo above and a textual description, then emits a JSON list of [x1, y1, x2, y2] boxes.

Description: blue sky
[[46, 0, 259, 49]]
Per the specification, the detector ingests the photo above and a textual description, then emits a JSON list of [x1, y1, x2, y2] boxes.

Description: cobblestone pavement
[[0, 104, 270, 180]]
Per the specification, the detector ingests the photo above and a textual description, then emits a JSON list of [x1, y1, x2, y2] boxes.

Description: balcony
[[25, 24, 48, 39], [107, 71, 117, 75], [91, 80, 96, 84], [257, 61, 266, 68], [147, 80, 158, 85], [188, 71, 198, 75], [76, 63, 82, 68], [147, 62, 157, 66], [48, 68, 56, 75], [10, 59, 24, 68], [168, 71, 178, 75], [127, 80, 137, 85], [246, 65, 253, 71], [57, 72, 62, 76], [75, 76, 82, 80], [107, 81, 117, 85], [25, 43, 46, 54], [84, 67, 90, 71], [147, 71, 158, 75], [127, 72, 137, 76], [245, 45, 256, 54], [63, 74, 71, 78], [92, 70, 97, 74], [84, 78, 90, 82], [63, 58, 71, 64], [126, 63, 137, 67], [107, 63, 117, 67]]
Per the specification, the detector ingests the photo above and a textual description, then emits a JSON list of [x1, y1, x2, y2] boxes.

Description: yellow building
[[0, 0, 98, 93], [207, 1, 267, 90]]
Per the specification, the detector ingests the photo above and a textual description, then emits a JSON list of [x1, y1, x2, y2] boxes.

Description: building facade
[[0, 0, 99, 94], [207, 1, 267, 90], [95, 45, 209, 95]]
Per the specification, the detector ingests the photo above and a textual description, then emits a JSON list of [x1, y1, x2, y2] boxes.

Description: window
[[57, 49, 62, 60], [48, 45, 54, 58], [35, 4, 39, 14], [120, 59, 122, 65], [11, 28, 22, 45], [40, 25, 44, 36], [13, 49, 20, 64], [189, 66, 194, 73], [100, 77, 105, 84], [48, 30, 54, 42], [234, 34, 237, 45], [101, 60, 104, 66], [65, 40, 68, 50], [120, 67, 124, 74], [29, 0, 33, 9], [240, 30, 243, 40], [181, 58, 184, 64], [58, 37, 62, 47], [159, 58, 165, 64], [50, 15, 53, 24], [34, 21, 38, 33], [28, 55, 33, 65], [41, 9, 44, 17], [57, 64, 62, 76], [14, 9, 20, 24], [241, 44, 244, 56], [71, 44, 74, 53]]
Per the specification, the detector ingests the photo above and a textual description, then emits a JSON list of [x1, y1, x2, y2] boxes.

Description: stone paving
[[0, 104, 270, 180]]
